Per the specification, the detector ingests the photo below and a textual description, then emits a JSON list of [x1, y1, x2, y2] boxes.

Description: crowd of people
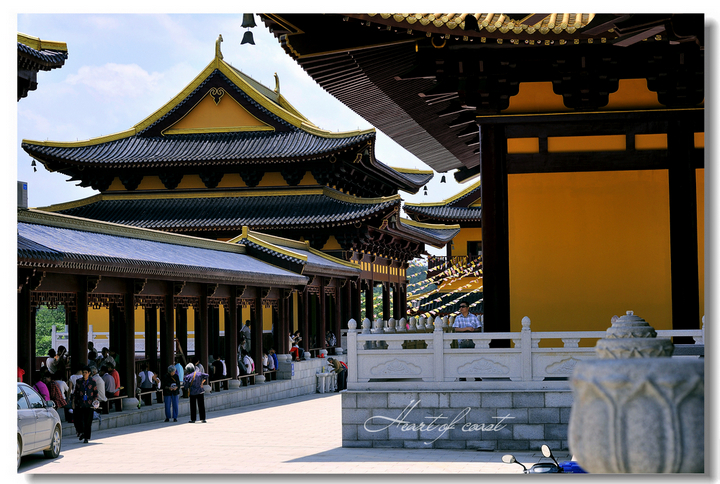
[[21, 323, 357, 439]]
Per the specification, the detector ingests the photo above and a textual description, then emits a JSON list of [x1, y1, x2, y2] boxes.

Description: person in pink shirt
[[33, 373, 51, 401]]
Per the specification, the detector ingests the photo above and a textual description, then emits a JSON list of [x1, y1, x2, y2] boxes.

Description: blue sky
[[15, 14, 465, 221]]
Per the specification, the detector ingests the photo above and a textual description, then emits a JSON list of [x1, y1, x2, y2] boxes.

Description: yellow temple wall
[[507, 169, 678, 336], [449, 228, 482, 258]]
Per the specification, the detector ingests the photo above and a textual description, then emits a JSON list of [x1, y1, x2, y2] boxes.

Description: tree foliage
[[35, 305, 66, 357]]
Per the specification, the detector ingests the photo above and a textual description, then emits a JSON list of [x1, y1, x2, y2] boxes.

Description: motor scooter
[[502, 444, 587, 473]]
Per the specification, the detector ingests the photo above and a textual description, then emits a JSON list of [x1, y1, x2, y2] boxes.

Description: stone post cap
[[348, 318, 357, 330], [595, 310, 673, 359]]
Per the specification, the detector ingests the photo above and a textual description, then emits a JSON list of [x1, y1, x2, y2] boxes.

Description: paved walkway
[[18, 392, 570, 476]]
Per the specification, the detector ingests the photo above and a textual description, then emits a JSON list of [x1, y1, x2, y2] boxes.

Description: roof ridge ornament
[[274, 72, 280, 94], [216, 34, 223, 60]]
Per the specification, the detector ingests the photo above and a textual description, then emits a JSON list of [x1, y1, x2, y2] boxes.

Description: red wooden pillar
[[253, 292, 264, 378], [226, 290, 238, 378], [302, 289, 310, 353], [197, 292, 208, 373], [16, 277, 34, 381], [160, 291, 175, 374], [318, 279, 326, 349], [120, 281, 135, 397], [334, 286, 341, 348]]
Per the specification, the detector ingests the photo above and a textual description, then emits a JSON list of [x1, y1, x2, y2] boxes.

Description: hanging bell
[[31, 160, 36, 166], [241, 30, 255, 45], [242, 13, 257, 28], [440, 175, 446, 183]]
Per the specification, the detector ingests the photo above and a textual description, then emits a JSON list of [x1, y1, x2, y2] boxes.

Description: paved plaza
[[17, 392, 572, 478]]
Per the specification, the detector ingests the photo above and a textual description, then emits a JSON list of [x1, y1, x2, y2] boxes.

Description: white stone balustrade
[[346, 317, 704, 390]]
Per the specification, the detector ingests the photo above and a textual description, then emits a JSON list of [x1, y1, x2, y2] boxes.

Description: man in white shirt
[[91, 366, 107, 402], [453, 301, 482, 348]]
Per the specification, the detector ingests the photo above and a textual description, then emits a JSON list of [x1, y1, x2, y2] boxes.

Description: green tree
[[35, 305, 66, 357]]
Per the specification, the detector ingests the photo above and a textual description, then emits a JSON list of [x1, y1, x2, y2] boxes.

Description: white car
[[17, 382, 62, 469]]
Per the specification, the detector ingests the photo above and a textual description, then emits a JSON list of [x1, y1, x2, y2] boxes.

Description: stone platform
[[341, 389, 573, 451]]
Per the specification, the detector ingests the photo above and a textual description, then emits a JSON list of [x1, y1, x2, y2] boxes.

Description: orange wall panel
[[508, 170, 672, 334]]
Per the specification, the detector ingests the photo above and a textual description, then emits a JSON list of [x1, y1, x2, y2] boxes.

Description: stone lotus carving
[[369, 358, 422, 376], [569, 310, 704, 473], [457, 358, 509, 375], [569, 359, 704, 473], [545, 357, 581, 374]]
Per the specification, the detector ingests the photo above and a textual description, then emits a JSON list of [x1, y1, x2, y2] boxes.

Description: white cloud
[[65, 63, 164, 99]]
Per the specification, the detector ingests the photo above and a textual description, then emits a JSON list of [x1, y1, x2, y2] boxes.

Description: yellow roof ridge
[[226, 227, 309, 263], [18, 32, 67, 52], [19, 208, 248, 255], [236, 230, 359, 270], [322, 186, 401, 205], [400, 217, 460, 230], [404, 178, 482, 207], [24, 47, 376, 148], [35, 187, 399, 213], [387, 166, 433, 175]]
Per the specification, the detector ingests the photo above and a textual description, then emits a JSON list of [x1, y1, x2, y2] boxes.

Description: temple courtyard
[[17, 392, 568, 476]]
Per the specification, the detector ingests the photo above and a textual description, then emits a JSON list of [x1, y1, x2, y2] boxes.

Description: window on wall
[[467, 241, 482, 257]]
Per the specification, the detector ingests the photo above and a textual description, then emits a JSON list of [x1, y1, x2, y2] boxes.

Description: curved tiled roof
[[17, 235, 63, 261], [22, 129, 376, 167], [17, 210, 309, 286], [17, 42, 68, 67], [17, 33, 68, 70], [367, 13, 595, 36], [404, 205, 482, 222], [397, 218, 461, 245], [47, 190, 401, 232]]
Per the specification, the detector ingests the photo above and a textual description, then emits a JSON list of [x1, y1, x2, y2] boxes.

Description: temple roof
[[261, 14, 704, 176], [230, 228, 361, 278], [39, 187, 402, 233], [18, 33, 68, 101], [17, 209, 309, 286], [23, 130, 376, 167], [404, 180, 482, 222], [17, 33, 68, 70], [21, 42, 429, 196], [390, 218, 461, 248]]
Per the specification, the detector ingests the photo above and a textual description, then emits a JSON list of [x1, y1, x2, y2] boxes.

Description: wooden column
[[302, 289, 310, 353], [197, 292, 208, 373], [318, 279, 327, 348], [74, 289, 89, 374], [279, 292, 289, 354], [668, 122, 701, 334], [175, 306, 188, 364], [144, 305, 158, 370], [119, 281, 135, 397], [352, 280, 362, 323], [334, 287, 341, 347], [17, 280, 34, 380], [226, 291, 238, 378], [364, 281, 374, 321], [479, 123, 511, 337], [400, 282, 408, 321], [160, 292, 175, 374], [392, 282, 401, 320], [382, 282, 390, 321], [342, 280, 352, 326], [253, 292, 264, 378]]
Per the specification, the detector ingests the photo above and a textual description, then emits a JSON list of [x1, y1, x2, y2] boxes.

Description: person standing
[[183, 363, 208, 423], [452, 300, 482, 348], [241, 320, 252, 353], [72, 365, 99, 443], [162, 365, 181, 422]]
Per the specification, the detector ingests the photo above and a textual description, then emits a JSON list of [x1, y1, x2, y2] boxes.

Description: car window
[[17, 386, 29, 409], [22, 386, 46, 409]]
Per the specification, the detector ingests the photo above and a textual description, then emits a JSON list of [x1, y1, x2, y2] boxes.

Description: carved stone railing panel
[[345, 317, 704, 389]]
